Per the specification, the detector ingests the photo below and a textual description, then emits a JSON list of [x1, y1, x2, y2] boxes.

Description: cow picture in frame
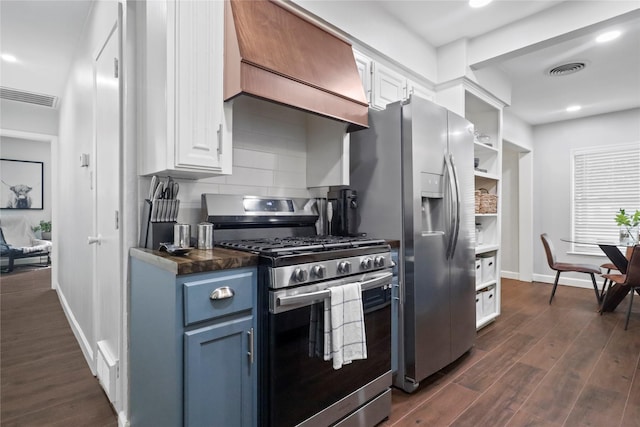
[[1, 159, 44, 210]]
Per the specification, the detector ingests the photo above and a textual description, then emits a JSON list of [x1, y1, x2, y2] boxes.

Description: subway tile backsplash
[[176, 96, 315, 225]]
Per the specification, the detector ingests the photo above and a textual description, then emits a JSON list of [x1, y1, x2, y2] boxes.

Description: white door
[[92, 22, 121, 405]]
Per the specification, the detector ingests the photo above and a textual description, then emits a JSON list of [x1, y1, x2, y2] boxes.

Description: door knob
[[88, 234, 102, 245]]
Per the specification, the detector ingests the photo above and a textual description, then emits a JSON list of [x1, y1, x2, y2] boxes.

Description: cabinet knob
[[210, 286, 234, 300]]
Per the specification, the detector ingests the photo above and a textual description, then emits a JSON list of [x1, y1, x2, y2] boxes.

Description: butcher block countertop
[[130, 247, 259, 276]]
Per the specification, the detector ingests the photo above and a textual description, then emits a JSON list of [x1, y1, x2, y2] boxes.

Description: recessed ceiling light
[[1, 54, 17, 63], [596, 31, 621, 43], [566, 105, 581, 112], [469, 0, 493, 8]]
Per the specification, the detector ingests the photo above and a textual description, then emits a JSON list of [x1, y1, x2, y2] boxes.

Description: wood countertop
[[130, 247, 259, 276]]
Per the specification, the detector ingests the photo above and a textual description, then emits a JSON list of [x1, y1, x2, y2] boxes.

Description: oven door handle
[[277, 272, 393, 308]]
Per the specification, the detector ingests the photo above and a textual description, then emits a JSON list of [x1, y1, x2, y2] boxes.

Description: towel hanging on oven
[[308, 281, 368, 369]]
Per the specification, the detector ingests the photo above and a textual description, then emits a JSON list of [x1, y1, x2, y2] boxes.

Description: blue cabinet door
[[184, 316, 254, 427]]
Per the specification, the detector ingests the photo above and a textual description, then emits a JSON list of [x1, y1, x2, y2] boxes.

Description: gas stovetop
[[216, 235, 391, 272], [216, 235, 387, 256]]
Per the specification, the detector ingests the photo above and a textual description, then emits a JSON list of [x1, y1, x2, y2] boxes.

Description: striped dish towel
[[308, 297, 331, 360], [328, 282, 367, 369]]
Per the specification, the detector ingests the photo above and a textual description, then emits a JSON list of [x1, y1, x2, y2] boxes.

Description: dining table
[[560, 237, 637, 312]]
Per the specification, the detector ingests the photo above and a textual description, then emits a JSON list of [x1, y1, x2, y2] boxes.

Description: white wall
[[503, 110, 533, 151], [0, 136, 52, 228], [532, 108, 640, 286], [501, 146, 519, 276], [0, 100, 59, 135]]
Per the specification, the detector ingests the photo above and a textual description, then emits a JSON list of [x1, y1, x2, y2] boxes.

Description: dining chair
[[598, 244, 631, 312], [602, 245, 640, 330], [540, 233, 603, 304], [600, 262, 618, 295]]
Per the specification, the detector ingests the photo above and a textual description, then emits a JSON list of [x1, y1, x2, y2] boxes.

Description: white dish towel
[[328, 281, 367, 369]]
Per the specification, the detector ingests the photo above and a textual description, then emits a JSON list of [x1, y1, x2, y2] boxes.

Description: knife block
[[146, 222, 176, 249], [139, 199, 176, 249]]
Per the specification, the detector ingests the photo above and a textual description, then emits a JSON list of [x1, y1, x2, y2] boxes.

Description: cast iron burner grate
[[217, 236, 387, 256]]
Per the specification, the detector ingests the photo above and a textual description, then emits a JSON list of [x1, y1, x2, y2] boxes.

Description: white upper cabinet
[[353, 50, 372, 105], [352, 50, 435, 110], [371, 62, 406, 110], [139, 0, 232, 179]]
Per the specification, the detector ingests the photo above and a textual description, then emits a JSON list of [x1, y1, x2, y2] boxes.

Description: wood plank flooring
[[1, 268, 117, 427], [2, 270, 639, 426], [382, 278, 640, 427]]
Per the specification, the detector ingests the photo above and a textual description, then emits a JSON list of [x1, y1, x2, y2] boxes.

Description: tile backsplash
[[171, 96, 318, 225]]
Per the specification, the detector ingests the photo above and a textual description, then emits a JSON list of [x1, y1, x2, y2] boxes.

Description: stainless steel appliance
[[350, 95, 476, 393], [202, 194, 393, 427], [328, 187, 360, 237]]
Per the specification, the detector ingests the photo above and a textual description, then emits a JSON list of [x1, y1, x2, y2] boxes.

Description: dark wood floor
[[2, 270, 639, 426], [381, 278, 640, 427], [1, 267, 117, 427]]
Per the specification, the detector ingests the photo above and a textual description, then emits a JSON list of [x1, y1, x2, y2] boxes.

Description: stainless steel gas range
[[202, 194, 393, 427]]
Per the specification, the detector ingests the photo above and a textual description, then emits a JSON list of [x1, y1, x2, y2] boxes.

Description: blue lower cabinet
[[184, 317, 254, 427], [130, 258, 257, 427]]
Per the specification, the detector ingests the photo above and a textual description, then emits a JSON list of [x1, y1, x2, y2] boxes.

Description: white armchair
[[0, 215, 52, 273]]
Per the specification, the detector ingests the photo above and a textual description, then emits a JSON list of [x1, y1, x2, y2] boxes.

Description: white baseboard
[[118, 410, 130, 427], [532, 273, 602, 290], [501, 270, 519, 280], [54, 280, 95, 374]]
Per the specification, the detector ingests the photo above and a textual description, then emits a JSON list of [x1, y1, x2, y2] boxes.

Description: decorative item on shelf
[[473, 130, 492, 146], [615, 208, 640, 244], [475, 188, 497, 214]]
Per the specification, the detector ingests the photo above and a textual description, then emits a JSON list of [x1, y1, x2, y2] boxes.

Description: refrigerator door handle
[[444, 154, 458, 259], [448, 153, 462, 257]]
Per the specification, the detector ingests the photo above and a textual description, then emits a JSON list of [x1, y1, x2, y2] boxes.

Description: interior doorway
[[501, 140, 533, 282]]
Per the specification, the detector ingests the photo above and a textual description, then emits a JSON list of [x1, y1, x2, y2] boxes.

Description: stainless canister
[[197, 222, 214, 249], [174, 224, 191, 248]]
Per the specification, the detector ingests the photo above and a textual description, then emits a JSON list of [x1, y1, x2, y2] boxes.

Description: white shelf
[[476, 279, 497, 292], [475, 213, 498, 218], [476, 244, 499, 255], [476, 312, 499, 330], [474, 141, 499, 154], [474, 170, 499, 180]]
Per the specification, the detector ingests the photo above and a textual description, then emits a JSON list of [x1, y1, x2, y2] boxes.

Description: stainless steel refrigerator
[[350, 95, 476, 393]]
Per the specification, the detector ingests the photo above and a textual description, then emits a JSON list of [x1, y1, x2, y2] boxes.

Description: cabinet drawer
[[183, 269, 255, 326]]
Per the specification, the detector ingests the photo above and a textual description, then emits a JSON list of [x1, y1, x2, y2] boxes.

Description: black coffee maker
[[327, 188, 360, 237]]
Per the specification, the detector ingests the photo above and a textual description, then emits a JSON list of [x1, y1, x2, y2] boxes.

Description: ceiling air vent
[[547, 62, 586, 77], [0, 86, 59, 108]]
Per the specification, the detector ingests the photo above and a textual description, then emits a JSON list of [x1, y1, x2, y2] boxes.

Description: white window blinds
[[572, 143, 640, 254]]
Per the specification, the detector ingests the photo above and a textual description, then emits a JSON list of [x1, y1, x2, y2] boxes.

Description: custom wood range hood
[[224, 0, 369, 131]]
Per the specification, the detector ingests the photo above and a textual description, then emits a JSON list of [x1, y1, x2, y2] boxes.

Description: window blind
[[572, 143, 640, 254]]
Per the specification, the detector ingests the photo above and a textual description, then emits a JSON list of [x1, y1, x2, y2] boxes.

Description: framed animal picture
[[1, 159, 44, 210]]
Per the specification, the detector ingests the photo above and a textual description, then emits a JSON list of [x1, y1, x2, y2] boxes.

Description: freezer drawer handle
[[210, 286, 234, 300]]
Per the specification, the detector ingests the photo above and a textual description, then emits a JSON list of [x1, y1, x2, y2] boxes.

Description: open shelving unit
[[466, 90, 503, 330]]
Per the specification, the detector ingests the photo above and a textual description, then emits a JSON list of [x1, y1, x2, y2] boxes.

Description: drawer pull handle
[[210, 286, 234, 300]]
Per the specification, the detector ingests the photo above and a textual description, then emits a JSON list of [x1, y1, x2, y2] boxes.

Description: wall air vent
[[547, 62, 586, 77], [0, 86, 59, 108]]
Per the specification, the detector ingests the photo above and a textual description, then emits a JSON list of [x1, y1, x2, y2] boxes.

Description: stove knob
[[374, 256, 386, 268], [292, 268, 307, 282], [361, 257, 373, 270], [311, 265, 326, 279], [337, 261, 351, 274]]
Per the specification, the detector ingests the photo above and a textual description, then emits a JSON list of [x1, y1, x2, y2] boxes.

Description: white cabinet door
[[141, 0, 231, 179], [371, 62, 406, 110], [172, 0, 228, 171], [353, 50, 372, 105]]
